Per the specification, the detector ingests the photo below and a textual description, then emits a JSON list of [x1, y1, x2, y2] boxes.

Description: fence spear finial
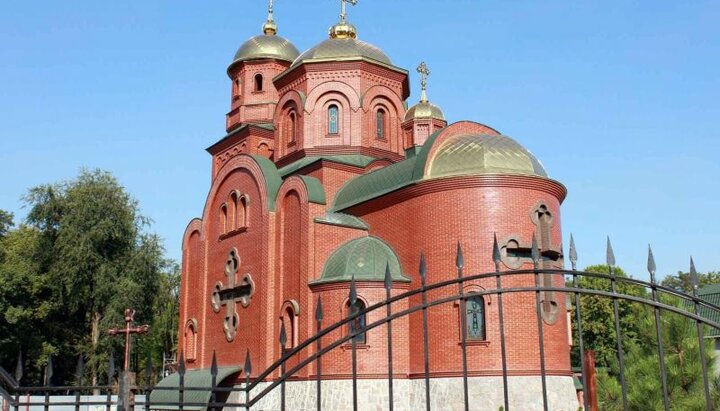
[[647, 245, 657, 283], [531, 233, 540, 266], [108, 352, 116, 380], [46, 356, 54, 387], [210, 350, 218, 377], [384, 261, 393, 291], [419, 252, 427, 286], [145, 352, 153, 383], [349, 274, 357, 305], [456, 241, 465, 271], [569, 234, 577, 271], [690, 257, 699, 292], [492, 234, 501, 270], [15, 350, 22, 383], [279, 320, 287, 348], [75, 355, 85, 384], [244, 349, 252, 377], [178, 353, 185, 376], [606, 236, 616, 269], [315, 296, 324, 322]]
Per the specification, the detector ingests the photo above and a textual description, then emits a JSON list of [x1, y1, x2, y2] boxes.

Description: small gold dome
[[329, 22, 357, 39], [291, 38, 392, 69], [229, 35, 300, 69], [427, 133, 548, 178], [404, 101, 445, 122]]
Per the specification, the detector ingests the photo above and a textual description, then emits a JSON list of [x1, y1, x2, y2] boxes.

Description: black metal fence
[[2, 235, 720, 410]]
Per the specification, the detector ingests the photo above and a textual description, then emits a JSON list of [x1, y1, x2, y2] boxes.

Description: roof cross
[[211, 248, 256, 342], [417, 61, 431, 103], [340, 0, 358, 23]]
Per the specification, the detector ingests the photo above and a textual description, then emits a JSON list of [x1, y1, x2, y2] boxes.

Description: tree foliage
[[0, 170, 178, 385], [662, 270, 720, 294]]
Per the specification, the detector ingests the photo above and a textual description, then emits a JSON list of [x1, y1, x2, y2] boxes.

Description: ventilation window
[[464, 295, 486, 341], [347, 299, 366, 344]]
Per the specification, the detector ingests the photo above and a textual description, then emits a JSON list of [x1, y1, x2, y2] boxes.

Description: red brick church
[[175, 2, 578, 409]]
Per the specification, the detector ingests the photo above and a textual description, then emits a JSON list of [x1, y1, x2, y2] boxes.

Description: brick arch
[[308, 90, 355, 146], [304, 81, 361, 113], [365, 94, 402, 154], [200, 155, 272, 232], [275, 93, 304, 158], [361, 84, 404, 115]]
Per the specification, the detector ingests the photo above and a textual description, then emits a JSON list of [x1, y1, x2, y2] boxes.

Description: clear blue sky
[[1, 1, 718, 281]]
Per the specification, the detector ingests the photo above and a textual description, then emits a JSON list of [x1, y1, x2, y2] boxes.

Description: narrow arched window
[[254, 74, 263, 92], [376, 109, 386, 139], [229, 192, 239, 230], [220, 204, 228, 234], [328, 105, 339, 135], [184, 320, 198, 361], [238, 195, 249, 228], [465, 295, 486, 340], [347, 299, 366, 344], [288, 111, 297, 143]]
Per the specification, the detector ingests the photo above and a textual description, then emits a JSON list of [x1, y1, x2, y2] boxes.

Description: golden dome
[[290, 38, 392, 69], [229, 34, 300, 69], [404, 101, 445, 121], [427, 133, 548, 178]]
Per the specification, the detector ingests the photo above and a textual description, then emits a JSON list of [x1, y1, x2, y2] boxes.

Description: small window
[[465, 296, 486, 340], [220, 204, 228, 234], [235, 78, 241, 96], [229, 192, 239, 230], [376, 109, 385, 139], [184, 320, 198, 362], [288, 111, 297, 143], [347, 299, 366, 344], [328, 105, 339, 135], [254, 74, 263, 92], [238, 195, 249, 228]]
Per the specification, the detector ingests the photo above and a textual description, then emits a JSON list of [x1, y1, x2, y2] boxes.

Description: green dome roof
[[314, 237, 409, 285], [291, 38, 392, 69], [427, 133, 547, 178], [229, 34, 300, 68]]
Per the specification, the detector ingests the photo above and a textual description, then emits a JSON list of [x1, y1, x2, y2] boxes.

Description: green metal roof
[[697, 284, 720, 337], [311, 236, 410, 285], [331, 156, 418, 212], [149, 367, 241, 410], [296, 175, 326, 205], [314, 212, 369, 230], [278, 155, 378, 177], [251, 155, 283, 212]]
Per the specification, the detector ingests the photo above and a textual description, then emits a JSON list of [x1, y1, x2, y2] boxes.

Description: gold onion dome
[[228, 6, 300, 69], [427, 133, 548, 178], [405, 61, 444, 121]]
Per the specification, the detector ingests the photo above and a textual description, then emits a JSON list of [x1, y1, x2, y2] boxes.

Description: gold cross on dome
[[268, 0, 274, 16], [340, 0, 358, 23], [417, 62, 431, 102]]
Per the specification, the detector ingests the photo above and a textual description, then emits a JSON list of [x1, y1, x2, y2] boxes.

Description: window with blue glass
[[347, 299, 366, 344], [328, 104, 339, 134], [465, 295, 486, 340]]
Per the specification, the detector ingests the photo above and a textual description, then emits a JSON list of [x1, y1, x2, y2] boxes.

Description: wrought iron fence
[[2, 235, 720, 410]]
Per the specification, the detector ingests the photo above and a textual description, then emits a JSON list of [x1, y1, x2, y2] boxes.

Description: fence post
[[75, 355, 84, 411], [384, 263, 395, 411], [106, 353, 115, 411], [583, 350, 598, 411], [315, 297, 323, 411], [492, 235, 510, 411], [43, 357, 52, 411], [244, 350, 251, 411]]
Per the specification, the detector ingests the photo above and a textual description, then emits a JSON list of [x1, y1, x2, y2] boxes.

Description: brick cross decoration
[[211, 248, 255, 342]]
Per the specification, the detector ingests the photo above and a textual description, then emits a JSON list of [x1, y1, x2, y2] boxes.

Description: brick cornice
[[346, 174, 568, 215], [275, 146, 403, 168]]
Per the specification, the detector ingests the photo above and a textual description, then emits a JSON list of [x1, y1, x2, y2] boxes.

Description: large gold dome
[[229, 34, 300, 69], [290, 38, 392, 69], [427, 133, 547, 178]]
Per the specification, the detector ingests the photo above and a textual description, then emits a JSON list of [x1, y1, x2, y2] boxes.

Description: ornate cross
[[211, 248, 255, 342], [339, 0, 358, 23], [107, 309, 150, 371], [417, 62, 430, 103]]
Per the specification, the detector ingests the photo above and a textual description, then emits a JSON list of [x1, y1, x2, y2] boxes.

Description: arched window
[[220, 204, 228, 234], [465, 295, 486, 340], [238, 195, 249, 228], [347, 299, 366, 344], [254, 74, 263, 92], [376, 109, 386, 139], [288, 111, 297, 143], [229, 192, 239, 230], [328, 105, 339, 135], [234, 78, 241, 97], [184, 320, 198, 362]]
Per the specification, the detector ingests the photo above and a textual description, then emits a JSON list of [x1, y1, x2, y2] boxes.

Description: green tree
[[662, 270, 720, 294], [597, 301, 720, 410], [1, 169, 171, 385], [570, 264, 647, 368]]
